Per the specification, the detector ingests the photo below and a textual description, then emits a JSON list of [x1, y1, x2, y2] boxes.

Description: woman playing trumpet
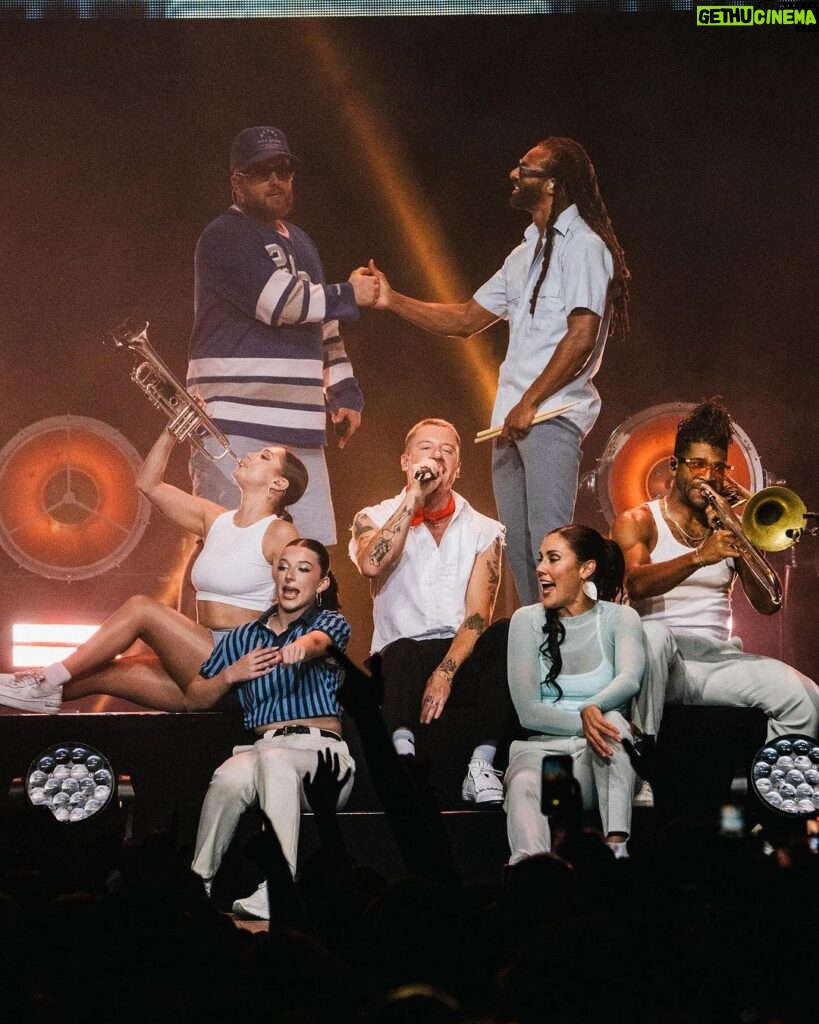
[[0, 428, 305, 714]]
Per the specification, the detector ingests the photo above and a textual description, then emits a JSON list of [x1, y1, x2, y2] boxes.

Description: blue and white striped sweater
[[187, 208, 364, 448]]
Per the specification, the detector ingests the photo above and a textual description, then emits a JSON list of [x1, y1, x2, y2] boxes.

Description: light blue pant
[[492, 417, 583, 606], [635, 621, 819, 742], [189, 434, 338, 546], [503, 710, 636, 864]]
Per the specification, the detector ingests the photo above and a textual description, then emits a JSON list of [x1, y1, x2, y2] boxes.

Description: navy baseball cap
[[230, 126, 298, 169]]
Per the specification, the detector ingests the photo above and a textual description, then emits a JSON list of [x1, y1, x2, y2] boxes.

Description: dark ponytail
[[538, 524, 626, 702], [276, 448, 309, 522]]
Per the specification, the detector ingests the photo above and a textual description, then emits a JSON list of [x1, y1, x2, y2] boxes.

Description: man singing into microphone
[[349, 418, 516, 805]]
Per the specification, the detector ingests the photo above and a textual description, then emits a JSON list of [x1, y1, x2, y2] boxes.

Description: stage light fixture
[[25, 741, 115, 823], [12, 622, 101, 668], [749, 734, 819, 818]]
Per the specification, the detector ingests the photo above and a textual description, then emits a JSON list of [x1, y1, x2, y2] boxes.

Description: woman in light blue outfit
[[504, 525, 645, 862]]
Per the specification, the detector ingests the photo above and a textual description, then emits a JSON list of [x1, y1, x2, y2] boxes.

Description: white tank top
[[190, 511, 278, 612], [632, 499, 734, 642]]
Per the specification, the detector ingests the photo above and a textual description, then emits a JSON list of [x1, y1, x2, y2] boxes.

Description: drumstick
[[474, 402, 579, 443]]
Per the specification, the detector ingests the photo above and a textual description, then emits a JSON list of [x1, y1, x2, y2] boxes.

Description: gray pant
[[634, 621, 819, 742], [503, 710, 636, 864], [189, 434, 338, 546], [492, 417, 583, 606]]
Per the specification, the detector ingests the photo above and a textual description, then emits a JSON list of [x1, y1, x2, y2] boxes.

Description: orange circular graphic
[[0, 416, 150, 580]]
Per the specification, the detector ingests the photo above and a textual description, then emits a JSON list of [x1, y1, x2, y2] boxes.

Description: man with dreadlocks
[[611, 398, 819, 744], [366, 137, 629, 606]]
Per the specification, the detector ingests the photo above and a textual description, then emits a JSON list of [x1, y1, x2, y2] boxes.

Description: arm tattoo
[[463, 613, 487, 634], [487, 537, 502, 593], [370, 535, 392, 566], [353, 516, 374, 540], [368, 505, 413, 567], [436, 657, 457, 680]]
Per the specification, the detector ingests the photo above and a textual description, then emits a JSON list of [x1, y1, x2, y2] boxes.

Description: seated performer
[[504, 525, 643, 862], [349, 418, 513, 804], [187, 538, 354, 916], [0, 427, 303, 714], [611, 398, 819, 742]]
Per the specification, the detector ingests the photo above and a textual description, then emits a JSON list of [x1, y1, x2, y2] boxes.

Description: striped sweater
[[187, 207, 364, 448]]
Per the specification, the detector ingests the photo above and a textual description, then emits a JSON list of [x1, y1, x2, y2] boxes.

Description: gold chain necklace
[[663, 496, 709, 547]]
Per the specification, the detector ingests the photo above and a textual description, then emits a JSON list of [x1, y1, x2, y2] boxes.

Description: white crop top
[[190, 511, 279, 612], [632, 499, 735, 642]]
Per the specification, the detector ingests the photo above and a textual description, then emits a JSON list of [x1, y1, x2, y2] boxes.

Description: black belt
[[269, 725, 341, 741]]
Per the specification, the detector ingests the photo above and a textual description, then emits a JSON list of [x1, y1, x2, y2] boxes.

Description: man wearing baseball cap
[[185, 125, 378, 544]]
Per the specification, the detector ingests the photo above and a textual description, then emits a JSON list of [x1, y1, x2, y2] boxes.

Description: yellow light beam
[[303, 23, 500, 420]]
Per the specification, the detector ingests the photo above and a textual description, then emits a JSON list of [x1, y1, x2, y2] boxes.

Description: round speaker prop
[[0, 416, 150, 580], [592, 403, 766, 525]]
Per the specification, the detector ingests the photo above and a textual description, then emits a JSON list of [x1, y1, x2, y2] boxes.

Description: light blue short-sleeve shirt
[[473, 204, 614, 437]]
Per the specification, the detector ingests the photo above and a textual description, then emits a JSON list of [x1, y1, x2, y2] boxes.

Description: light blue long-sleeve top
[[507, 600, 645, 737]]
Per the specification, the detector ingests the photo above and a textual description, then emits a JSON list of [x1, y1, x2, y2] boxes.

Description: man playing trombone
[[611, 398, 819, 743]]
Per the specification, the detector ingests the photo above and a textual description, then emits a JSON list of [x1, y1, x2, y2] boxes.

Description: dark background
[[0, 11, 816, 678]]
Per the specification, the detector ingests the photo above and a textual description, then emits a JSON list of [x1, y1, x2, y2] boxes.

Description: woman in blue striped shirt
[[186, 538, 355, 903]]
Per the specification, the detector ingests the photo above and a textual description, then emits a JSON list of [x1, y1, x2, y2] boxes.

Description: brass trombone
[[742, 486, 815, 552], [699, 482, 784, 607]]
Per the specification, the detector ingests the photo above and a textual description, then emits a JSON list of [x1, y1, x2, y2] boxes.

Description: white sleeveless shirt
[[632, 499, 735, 642], [190, 511, 278, 612]]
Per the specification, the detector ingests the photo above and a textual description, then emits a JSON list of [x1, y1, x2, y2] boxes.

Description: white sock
[[392, 728, 415, 756], [40, 663, 72, 690], [471, 744, 497, 765]]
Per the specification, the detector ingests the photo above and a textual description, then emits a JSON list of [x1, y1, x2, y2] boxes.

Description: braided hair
[[539, 525, 626, 702], [527, 137, 630, 342]]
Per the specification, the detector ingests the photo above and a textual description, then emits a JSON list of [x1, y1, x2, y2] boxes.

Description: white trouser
[[633, 621, 819, 742], [503, 710, 635, 865], [191, 729, 355, 880]]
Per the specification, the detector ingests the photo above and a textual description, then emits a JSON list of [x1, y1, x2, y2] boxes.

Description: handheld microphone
[[414, 467, 436, 484]]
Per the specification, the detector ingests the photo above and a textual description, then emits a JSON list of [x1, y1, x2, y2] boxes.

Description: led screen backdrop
[[0, 1, 748, 18]]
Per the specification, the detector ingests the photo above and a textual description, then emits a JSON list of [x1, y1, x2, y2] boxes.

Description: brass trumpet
[[699, 482, 783, 607], [110, 321, 238, 464]]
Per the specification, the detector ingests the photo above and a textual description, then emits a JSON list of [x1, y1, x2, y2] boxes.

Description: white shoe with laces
[[462, 759, 504, 804], [0, 672, 62, 714], [231, 880, 270, 920]]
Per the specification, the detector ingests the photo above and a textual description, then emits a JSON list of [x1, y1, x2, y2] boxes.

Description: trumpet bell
[[742, 486, 807, 552]]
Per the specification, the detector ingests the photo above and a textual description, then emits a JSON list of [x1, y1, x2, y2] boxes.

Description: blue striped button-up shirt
[[198, 603, 351, 731]]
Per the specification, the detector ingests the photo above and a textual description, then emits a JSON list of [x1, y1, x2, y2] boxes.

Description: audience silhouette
[[1, 650, 816, 1023]]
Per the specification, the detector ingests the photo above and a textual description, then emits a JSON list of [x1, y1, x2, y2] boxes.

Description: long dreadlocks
[[528, 137, 630, 342]]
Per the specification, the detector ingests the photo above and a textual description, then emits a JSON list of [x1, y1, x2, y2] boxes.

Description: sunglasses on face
[[236, 160, 297, 183]]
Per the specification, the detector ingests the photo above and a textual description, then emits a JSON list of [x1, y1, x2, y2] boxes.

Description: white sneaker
[[231, 881, 269, 920], [0, 672, 62, 714], [462, 759, 504, 804], [633, 780, 654, 808]]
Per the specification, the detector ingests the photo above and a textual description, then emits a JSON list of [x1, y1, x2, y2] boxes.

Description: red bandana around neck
[[411, 494, 456, 528]]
